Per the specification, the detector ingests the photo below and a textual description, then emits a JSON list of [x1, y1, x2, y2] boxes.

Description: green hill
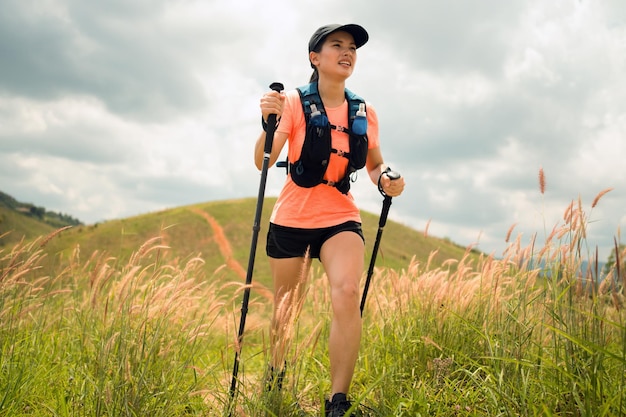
[[0, 191, 82, 247], [28, 197, 475, 289], [0, 205, 57, 247]]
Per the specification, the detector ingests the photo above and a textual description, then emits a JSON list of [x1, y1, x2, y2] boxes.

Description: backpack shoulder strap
[[297, 82, 325, 120], [297, 83, 365, 121], [344, 88, 366, 125]]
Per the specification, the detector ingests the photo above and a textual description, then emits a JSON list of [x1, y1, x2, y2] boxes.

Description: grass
[[0, 206, 56, 249], [15, 198, 473, 291], [1, 189, 624, 416]]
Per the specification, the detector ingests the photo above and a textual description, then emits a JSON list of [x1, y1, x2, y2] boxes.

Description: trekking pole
[[228, 82, 284, 411], [360, 168, 401, 316]]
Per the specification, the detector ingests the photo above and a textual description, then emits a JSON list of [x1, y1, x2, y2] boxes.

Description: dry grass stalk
[[128, 236, 165, 266], [426, 249, 439, 271], [86, 251, 116, 309], [615, 241, 626, 294], [544, 225, 558, 249], [592, 187, 613, 208], [598, 273, 612, 295], [368, 236, 546, 330], [538, 168, 546, 194], [1, 239, 40, 284], [502, 233, 523, 261], [1, 237, 57, 322], [38, 225, 73, 248], [563, 200, 574, 223], [505, 223, 516, 243], [577, 196, 587, 240], [38, 236, 229, 343], [270, 252, 311, 368]]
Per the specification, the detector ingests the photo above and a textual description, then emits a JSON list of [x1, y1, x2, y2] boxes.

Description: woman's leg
[[319, 231, 365, 396], [268, 256, 311, 369]]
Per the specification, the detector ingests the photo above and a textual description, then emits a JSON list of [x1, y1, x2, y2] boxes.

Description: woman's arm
[[366, 146, 405, 197]]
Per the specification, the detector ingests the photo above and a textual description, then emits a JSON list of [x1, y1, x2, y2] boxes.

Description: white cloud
[[1, 0, 624, 261]]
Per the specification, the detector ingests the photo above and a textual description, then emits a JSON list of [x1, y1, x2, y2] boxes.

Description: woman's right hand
[[260, 91, 285, 124]]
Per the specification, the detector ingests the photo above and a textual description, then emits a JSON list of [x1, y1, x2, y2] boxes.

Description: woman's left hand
[[379, 172, 405, 197]]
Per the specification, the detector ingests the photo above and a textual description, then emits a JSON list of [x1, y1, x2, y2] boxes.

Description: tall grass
[[1, 188, 624, 416], [346, 189, 624, 417], [1, 231, 230, 416]]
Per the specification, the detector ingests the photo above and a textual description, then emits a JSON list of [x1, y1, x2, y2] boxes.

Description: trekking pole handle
[[264, 82, 284, 154], [377, 167, 401, 197]]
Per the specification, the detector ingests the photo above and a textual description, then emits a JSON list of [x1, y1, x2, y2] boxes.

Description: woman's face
[[310, 31, 357, 80]]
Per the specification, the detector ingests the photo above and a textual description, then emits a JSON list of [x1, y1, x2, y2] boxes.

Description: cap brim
[[309, 23, 369, 52], [333, 24, 369, 49]]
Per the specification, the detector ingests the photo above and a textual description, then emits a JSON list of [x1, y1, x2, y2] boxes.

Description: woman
[[254, 23, 405, 416]]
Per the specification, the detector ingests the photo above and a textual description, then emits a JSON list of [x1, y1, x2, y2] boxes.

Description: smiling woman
[[251, 23, 406, 416], [307, 23, 368, 84]]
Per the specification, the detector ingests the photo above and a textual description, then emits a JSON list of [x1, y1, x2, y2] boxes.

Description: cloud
[[1, 0, 624, 261]]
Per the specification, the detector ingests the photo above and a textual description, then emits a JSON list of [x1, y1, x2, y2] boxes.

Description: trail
[[189, 207, 272, 300]]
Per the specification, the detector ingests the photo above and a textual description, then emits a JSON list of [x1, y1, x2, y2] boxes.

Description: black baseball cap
[[308, 24, 369, 52]]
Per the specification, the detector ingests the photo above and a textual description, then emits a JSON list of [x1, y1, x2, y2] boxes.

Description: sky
[[1, 0, 624, 261]]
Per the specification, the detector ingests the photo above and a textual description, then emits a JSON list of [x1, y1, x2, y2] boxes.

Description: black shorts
[[266, 221, 364, 259]]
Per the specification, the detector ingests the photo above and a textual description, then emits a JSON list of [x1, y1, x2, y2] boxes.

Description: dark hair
[[309, 68, 319, 83], [309, 42, 322, 82]]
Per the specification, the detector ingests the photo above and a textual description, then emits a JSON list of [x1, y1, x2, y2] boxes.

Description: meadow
[[1, 190, 624, 416]]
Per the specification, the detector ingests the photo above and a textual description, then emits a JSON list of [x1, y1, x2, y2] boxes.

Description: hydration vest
[[288, 82, 369, 195]]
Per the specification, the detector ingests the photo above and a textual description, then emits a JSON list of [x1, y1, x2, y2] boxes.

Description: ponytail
[[308, 44, 321, 82]]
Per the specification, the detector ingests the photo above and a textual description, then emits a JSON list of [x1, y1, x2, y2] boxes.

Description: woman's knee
[[330, 277, 360, 308]]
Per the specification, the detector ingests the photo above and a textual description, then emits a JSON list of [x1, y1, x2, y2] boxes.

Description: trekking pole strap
[[377, 167, 401, 196]]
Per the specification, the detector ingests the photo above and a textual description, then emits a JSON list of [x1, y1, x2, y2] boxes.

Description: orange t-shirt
[[269, 88, 380, 229]]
